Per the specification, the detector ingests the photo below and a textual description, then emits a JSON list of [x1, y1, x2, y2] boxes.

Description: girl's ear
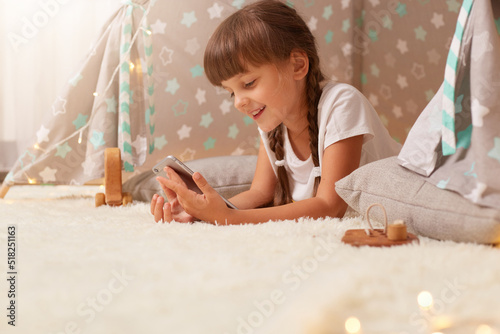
[[290, 50, 309, 80]]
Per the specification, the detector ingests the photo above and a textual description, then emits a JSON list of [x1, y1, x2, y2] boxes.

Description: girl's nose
[[234, 94, 249, 111]]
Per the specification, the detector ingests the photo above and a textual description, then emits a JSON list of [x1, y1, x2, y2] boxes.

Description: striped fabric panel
[[441, 0, 474, 156], [119, 5, 134, 172], [118, 1, 154, 171]]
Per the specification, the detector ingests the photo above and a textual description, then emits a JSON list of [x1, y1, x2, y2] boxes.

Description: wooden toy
[[0, 184, 9, 199], [95, 148, 132, 207], [341, 203, 419, 247]]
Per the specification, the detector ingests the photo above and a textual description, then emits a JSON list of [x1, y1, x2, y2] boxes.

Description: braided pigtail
[[306, 56, 325, 196], [268, 125, 293, 206], [269, 62, 325, 206]]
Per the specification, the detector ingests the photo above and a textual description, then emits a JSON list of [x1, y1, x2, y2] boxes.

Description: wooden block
[[122, 192, 132, 206], [341, 229, 419, 247], [95, 193, 106, 207], [387, 221, 408, 241], [104, 148, 122, 206]]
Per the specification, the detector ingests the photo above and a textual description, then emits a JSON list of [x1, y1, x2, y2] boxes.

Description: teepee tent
[[1, 0, 464, 198], [1, 0, 264, 196]]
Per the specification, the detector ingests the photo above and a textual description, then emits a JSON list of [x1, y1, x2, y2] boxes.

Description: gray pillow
[[123, 155, 257, 203], [335, 156, 500, 244]]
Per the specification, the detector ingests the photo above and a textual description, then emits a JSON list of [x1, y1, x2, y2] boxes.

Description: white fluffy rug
[[1, 186, 499, 334]]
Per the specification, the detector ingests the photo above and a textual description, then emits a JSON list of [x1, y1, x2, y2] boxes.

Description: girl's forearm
[[228, 188, 274, 210], [220, 195, 347, 225]]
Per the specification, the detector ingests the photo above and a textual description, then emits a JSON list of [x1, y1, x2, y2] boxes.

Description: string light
[[17, 1, 153, 187], [135, 61, 142, 73], [345, 317, 361, 334], [129, 61, 135, 71], [33, 143, 47, 153], [414, 291, 495, 334], [417, 291, 434, 310], [476, 325, 493, 334], [433, 316, 453, 332]]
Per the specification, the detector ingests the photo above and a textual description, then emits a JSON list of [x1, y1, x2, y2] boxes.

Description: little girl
[[150, 0, 401, 224]]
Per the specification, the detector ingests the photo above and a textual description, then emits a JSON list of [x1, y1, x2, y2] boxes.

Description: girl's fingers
[[156, 176, 177, 202], [151, 190, 190, 224], [154, 196, 165, 223], [156, 177, 178, 202], [165, 167, 187, 186], [150, 194, 159, 215], [163, 202, 172, 223], [192, 172, 210, 191], [160, 176, 192, 200], [192, 172, 218, 203]]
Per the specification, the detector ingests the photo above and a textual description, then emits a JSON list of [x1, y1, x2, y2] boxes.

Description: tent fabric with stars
[[1, 0, 469, 195], [398, 0, 500, 210]]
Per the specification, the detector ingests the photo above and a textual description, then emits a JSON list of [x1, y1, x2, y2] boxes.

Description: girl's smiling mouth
[[251, 106, 266, 119]]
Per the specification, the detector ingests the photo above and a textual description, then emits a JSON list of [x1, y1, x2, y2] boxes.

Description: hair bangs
[[204, 12, 276, 86]]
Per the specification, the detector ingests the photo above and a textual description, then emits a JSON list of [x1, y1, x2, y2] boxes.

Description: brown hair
[[204, 0, 325, 205]]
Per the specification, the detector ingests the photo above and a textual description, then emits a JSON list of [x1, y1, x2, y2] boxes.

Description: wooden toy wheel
[[95, 193, 106, 207], [122, 192, 132, 206]]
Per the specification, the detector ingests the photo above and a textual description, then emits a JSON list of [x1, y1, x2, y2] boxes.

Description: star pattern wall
[[346, 0, 464, 143], [5, 0, 484, 187]]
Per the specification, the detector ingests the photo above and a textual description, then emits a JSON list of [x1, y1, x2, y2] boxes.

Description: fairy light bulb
[[145, 29, 152, 35], [345, 317, 361, 334], [129, 62, 135, 71], [93, 92, 99, 97], [418, 291, 434, 310], [476, 325, 493, 334], [33, 143, 46, 153], [433, 316, 453, 331], [78, 131, 83, 144], [28, 178, 36, 184]]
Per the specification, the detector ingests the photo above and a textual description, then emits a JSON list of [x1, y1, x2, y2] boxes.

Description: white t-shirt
[[259, 81, 402, 201]]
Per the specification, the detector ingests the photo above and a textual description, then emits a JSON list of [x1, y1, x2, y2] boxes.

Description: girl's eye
[[244, 80, 256, 88]]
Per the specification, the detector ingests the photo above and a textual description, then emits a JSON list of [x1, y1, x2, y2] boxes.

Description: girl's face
[[221, 62, 306, 132]]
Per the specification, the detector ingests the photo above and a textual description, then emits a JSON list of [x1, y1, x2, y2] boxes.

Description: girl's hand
[[158, 167, 231, 224], [150, 171, 196, 223], [150, 193, 196, 223]]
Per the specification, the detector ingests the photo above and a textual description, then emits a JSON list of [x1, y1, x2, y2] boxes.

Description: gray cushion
[[123, 155, 257, 203], [335, 156, 500, 244]]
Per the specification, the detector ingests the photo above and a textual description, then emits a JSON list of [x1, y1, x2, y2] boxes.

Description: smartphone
[[152, 155, 238, 210]]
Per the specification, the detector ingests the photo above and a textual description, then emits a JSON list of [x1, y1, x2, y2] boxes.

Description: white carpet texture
[[0, 186, 499, 334]]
